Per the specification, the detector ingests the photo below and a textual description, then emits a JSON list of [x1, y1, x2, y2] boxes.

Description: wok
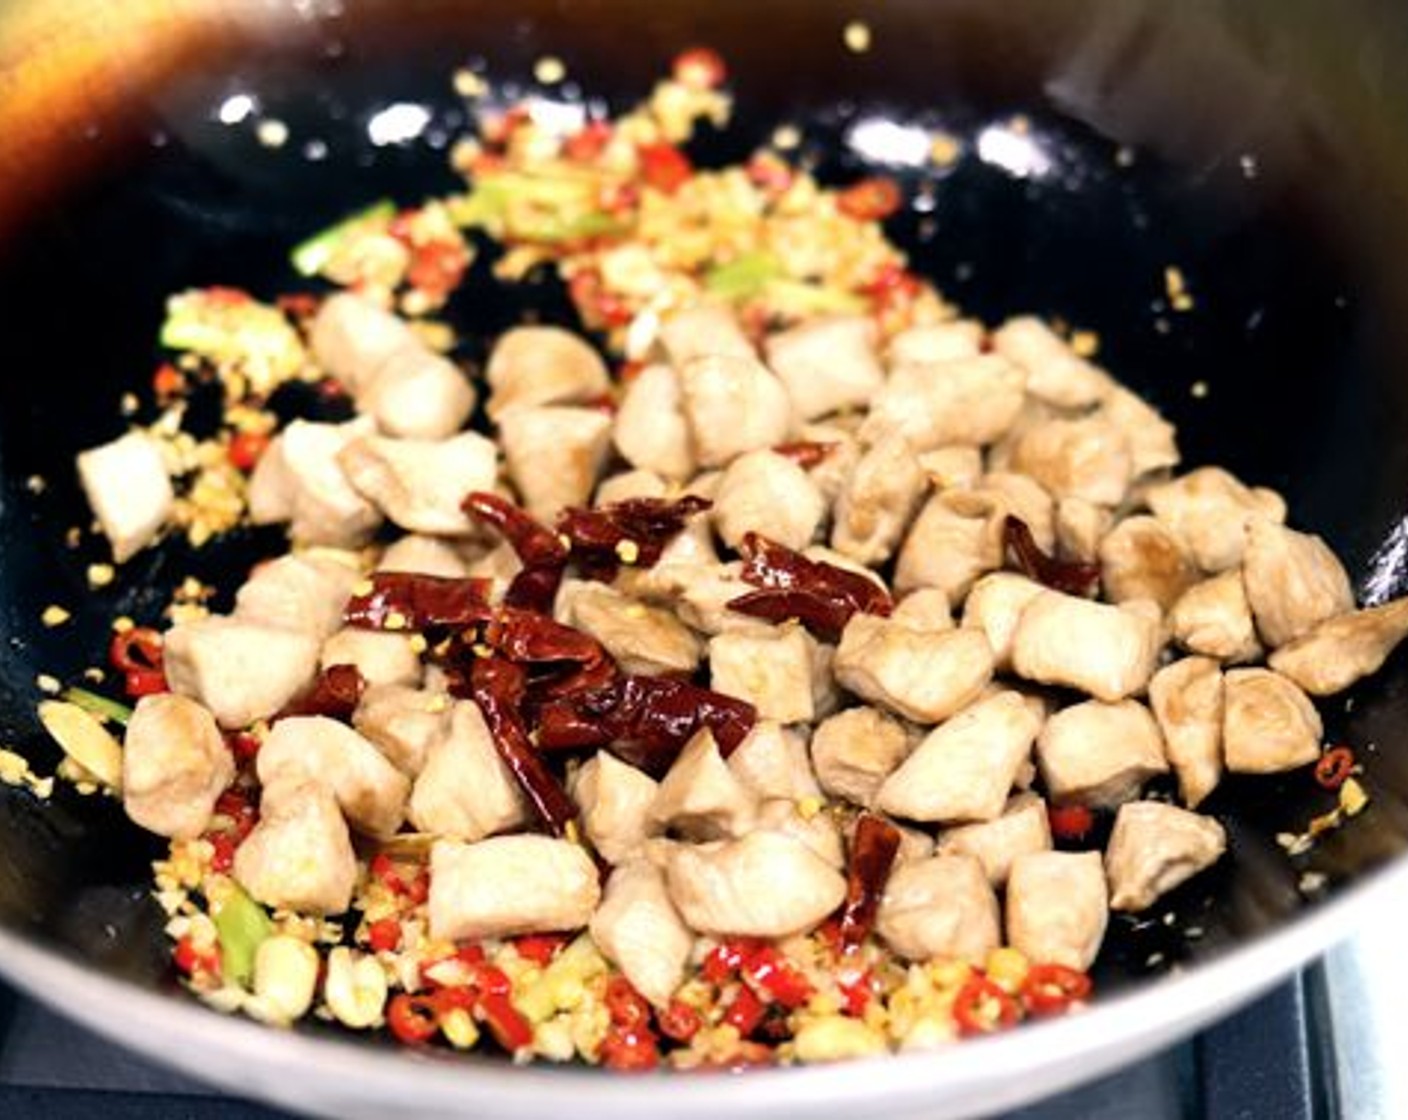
[[2, 1, 1408, 1116]]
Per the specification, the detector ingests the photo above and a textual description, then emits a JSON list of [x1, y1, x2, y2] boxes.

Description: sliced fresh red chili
[[952, 974, 1021, 1037], [605, 975, 652, 1029], [836, 177, 902, 222], [123, 667, 169, 698], [367, 918, 402, 953], [722, 984, 766, 1037], [837, 966, 874, 1017], [110, 627, 164, 674], [657, 999, 702, 1043], [672, 46, 727, 90], [1003, 515, 1101, 597], [406, 240, 470, 299], [344, 572, 494, 631], [1021, 963, 1092, 1017], [746, 151, 794, 196], [600, 1025, 660, 1071], [387, 993, 440, 1046], [638, 142, 694, 194], [1315, 746, 1356, 791], [462, 491, 569, 612], [740, 944, 814, 1009], [152, 362, 186, 399], [513, 933, 568, 966], [276, 663, 366, 722], [564, 119, 614, 163], [227, 430, 271, 472], [702, 939, 749, 984], [1048, 803, 1096, 842], [173, 935, 220, 977], [837, 813, 902, 952], [476, 990, 535, 1053], [771, 440, 837, 469], [727, 532, 892, 641], [555, 495, 712, 580]]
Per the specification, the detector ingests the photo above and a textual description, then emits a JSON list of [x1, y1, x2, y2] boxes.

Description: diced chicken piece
[[122, 694, 234, 840], [1222, 668, 1322, 773], [589, 860, 693, 1007], [498, 406, 613, 522], [1148, 657, 1224, 808], [831, 434, 927, 566], [974, 471, 1057, 548], [727, 721, 821, 801], [338, 432, 497, 536], [484, 325, 610, 420], [665, 831, 846, 938], [1242, 519, 1355, 648], [1010, 591, 1162, 701], [674, 561, 770, 636], [558, 582, 702, 676], [1145, 467, 1287, 573], [891, 588, 953, 632], [595, 468, 668, 506], [310, 292, 418, 394], [258, 716, 411, 837], [991, 317, 1112, 409], [936, 792, 1052, 887], [889, 822, 937, 865], [678, 353, 795, 468], [233, 554, 360, 640], [758, 800, 844, 865], [658, 302, 755, 366], [1269, 597, 1408, 696], [1010, 416, 1132, 507], [613, 364, 696, 481], [713, 450, 826, 551], [1099, 516, 1200, 611], [834, 615, 993, 724], [810, 707, 911, 808], [876, 691, 1040, 823], [466, 540, 523, 601], [876, 855, 1000, 963], [917, 445, 984, 490], [1169, 571, 1262, 663], [234, 780, 358, 915], [320, 627, 423, 688], [1036, 700, 1167, 808], [357, 345, 475, 441], [1105, 801, 1227, 912], [613, 524, 722, 606], [248, 419, 382, 547], [77, 431, 174, 563], [1095, 386, 1180, 478], [352, 684, 451, 776], [1006, 851, 1108, 971], [795, 422, 861, 506], [960, 573, 1045, 670], [765, 315, 885, 420], [376, 535, 472, 579], [709, 624, 829, 724], [893, 494, 995, 601], [429, 836, 601, 941], [650, 729, 760, 841], [1055, 497, 1112, 563], [408, 701, 527, 841], [886, 320, 984, 367], [859, 355, 1026, 450], [164, 617, 320, 729], [574, 752, 660, 865], [984, 396, 1055, 474]]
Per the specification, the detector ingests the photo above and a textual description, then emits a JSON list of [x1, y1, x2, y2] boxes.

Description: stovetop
[[1, 927, 1397, 1120]]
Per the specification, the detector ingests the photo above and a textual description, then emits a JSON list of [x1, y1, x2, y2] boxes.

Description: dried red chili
[[837, 813, 902, 952], [727, 532, 892, 641], [387, 993, 440, 1045], [836, 177, 902, 222], [483, 607, 617, 698], [462, 491, 569, 613], [1315, 746, 1356, 791], [952, 974, 1021, 1037], [1003, 515, 1101, 597], [1021, 964, 1092, 1017], [555, 495, 712, 581], [344, 572, 494, 631], [771, 440, 837, 469], [1048, 804, 1096, 842], [276, 663, 366, 722]]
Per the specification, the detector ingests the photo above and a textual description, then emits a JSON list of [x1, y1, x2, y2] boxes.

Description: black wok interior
[[3, 0, 1408, 1033]]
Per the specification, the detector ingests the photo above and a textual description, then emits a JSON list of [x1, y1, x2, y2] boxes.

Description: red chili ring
[[1021, 963, 1093, 1017], [1315, 746, 1356, 791]]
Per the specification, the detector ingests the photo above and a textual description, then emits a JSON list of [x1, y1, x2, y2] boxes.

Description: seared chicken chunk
[[428, 836, 601, 941], [1148, 657, 1224, 808], [589, 860, 693, 1008], [831, 433, 927, 566], [1222, 668, 1322, 773], [677, 353, 795, 468], [650, 729, 760, 841], [1144, 467, 1286, 573], [960, 573, 1045, 670], [890, 588, 954, 632], [357, 344, 476, 442], [756, 799, 844, 867], [709, 624, 830, 724], [727, 721, 821, 801], [484, 325, 610, 420], [310, 291, 417, 394], [574, 752, 660, 866], [233, 554, 360, 641], [233, 780, 358, 916], [810, 706, 911, 808], [860, 354, 1026, 450], [559, 583, 703, 676], [613, 364, 696, 481], [658, 302, 756, 366], [1006, 851, 1108, 971], [1095, 386, 1180, 479], [991, 316, 1111, 409], [876, 854, 1000, 963], [935, 792, 1052, 887], [834, 615, 993, 724], [595, 468, 668, 506], [886, 320, 984, 366], [916, 445, 983, 491], [1105, 801, 1227, 912], [1099, 516, 1200, 611], [248, 419, 383, 548], [675, 561, 770, 636], [1055, 497, 1113, 563], [713, 450, 826, 551], [338, 432, 498, 536], [320, 627, 424, 689], [499, 405, 613, 521], [1269, 597, 1408, 696], [122, 694, 234, 840], [1010, 591, 1162, 702], [1036, 699, 1168, 808], [765, 315, 886, 421], [352, 684, 452, 777], [77, 431, 174, 563], [1010, 415, 1132, 507], [376, 534, 472, 579], [408, 701, 528, 841], [164, 617, 320, 729], [1242, 519, 1355, 648], [1168, 571, 1262, 664]]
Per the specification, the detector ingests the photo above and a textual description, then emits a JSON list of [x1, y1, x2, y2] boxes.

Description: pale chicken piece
[[795, 422, 862, 507], [1010, 591, 1163, 701], [429, 836, 601, 941], [1056, 497, 1113, 563], [122, 694, 234, 840], [248, 419, 382, 548], [974, 471, 1057, 549], [893, 493, 996, 600], [574, 752, 660, 865], [310, 291, 417, 393], [1010, 415, 1133, 507], [1148, 657, 1224, 809], [320, 627, 424, 688], [984, 396, 1056, 474], [935, 792, 1052, 887], [612, 519, 722, 606], [1269, 597, 1408, 696], [466, 540, 524, 601], [876, 855, 1001, 963], [258, 715, 411, 837], [916, 445, 983, 490], [834, 615, 994, 724], [810, 706, 911, 808], [1105, 801, 1227, 912], [727, 721, 821, 801], [1222, 668, 1322, 773], [338, 432, 498, 536], [1099, 515, 1200, 611], [859, 354, 1026, 451], [713, 450, 826, 551], [831, 433, 927, 566], [234, 780, 358, 916], [408, 701, 527, 841], [1144, 467, 1287, 573], [755, 799, 845, 866], [1095, 386, 1180, 478], [499, 406, 613, 521], [876, 691, 1041, 823], [233, 554, 360, 640], [678, 353, 795, 468], [674, 561, 771, 636], [77, 431, 174, 563], [709, 624, 828, 724], [1242, 519, 1355, 648], [589, 861, 693, 1008], [764, 315, 886, 420], [991, 316, 1112, 409], [1169, 571, 1262, 663], [664, 831, 847, 938], [1036, 699, 1168, 808], [886, 320, 984, 367], [613, 364, 696, 481], [164, 617, 320, 729], [650, 729, 760, 841], [595, 468, 668, 506], [376, 535, 471, 579], [889, 822, 937, 865], [484, 325, 610, 420], [960, 573, 1045, 671], [352, 684, 451, 777], [356, 345, 476, 442], [559, 582, 702, 676], [1006, 851, 1108, 971], [890, 588, 953, 632], [658, 302, 756, 366]]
